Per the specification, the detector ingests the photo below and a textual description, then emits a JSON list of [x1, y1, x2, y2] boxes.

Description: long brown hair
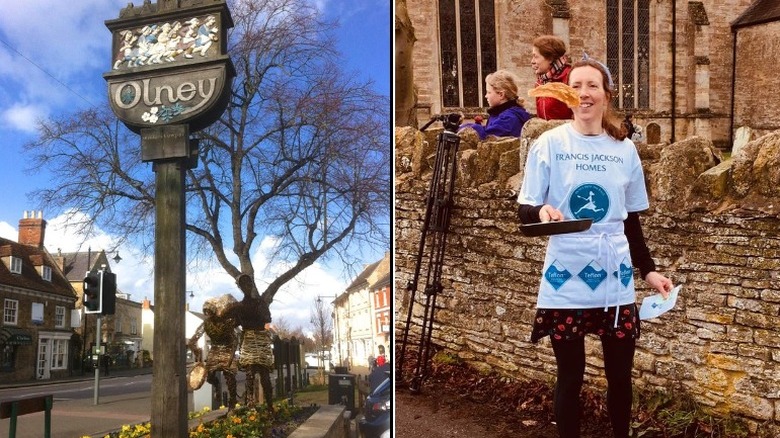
[[569, 59, 626, 141]]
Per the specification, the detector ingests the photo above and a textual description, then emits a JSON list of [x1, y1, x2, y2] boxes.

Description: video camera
[[420, 112, 463, 133]]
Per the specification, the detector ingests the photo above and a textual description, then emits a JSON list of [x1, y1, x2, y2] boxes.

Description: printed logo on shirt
[[569, 183, 609, 222], [613, 258, 634, 287], [544, 260, 572, 290], [578, 260, 607, 290]]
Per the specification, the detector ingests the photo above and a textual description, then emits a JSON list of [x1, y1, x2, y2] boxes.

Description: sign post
[[94, 318, 101, 406], [104, 1, 234, 435]]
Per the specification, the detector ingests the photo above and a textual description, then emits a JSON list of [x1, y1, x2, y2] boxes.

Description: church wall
[[405, 0, 771, 149]]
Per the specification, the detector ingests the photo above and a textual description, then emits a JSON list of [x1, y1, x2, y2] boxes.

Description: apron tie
[[597, 233, 621, 328]]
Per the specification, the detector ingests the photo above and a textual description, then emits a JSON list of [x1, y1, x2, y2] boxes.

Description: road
[[0, 372, 153, 403], [0, 366, 327, 438]]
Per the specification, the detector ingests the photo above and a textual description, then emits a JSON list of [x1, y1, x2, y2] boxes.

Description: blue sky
[[0, 0, 390, 333]]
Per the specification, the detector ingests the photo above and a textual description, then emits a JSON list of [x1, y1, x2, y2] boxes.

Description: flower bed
[[95, 401, 317, 438]]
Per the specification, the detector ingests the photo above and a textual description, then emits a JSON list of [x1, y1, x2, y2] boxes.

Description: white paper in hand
[[639, 285, 681, 321]]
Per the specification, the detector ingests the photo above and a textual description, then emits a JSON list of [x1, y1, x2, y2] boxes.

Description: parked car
[[358, 373, 391, 438], [304, 353, 331, 371]]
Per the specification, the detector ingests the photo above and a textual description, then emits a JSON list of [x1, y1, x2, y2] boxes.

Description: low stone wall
[[288, 405, 347, 438], [395, 120, 780, 432]]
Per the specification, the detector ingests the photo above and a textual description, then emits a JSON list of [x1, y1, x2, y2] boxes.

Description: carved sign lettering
[[106, 64, 229, 132]]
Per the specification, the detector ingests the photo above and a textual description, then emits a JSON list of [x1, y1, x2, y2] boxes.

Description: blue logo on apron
[[569, 183, 609, 222], [544, 260, 572, 290], [613, 259, 633, 287], [578, 260, 607, 290]]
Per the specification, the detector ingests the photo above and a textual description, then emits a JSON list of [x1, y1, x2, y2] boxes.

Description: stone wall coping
[[287, 404, 347, 438]]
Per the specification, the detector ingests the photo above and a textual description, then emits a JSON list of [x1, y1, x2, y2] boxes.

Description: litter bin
[[334, 366, 348, 374], [328, 373, 356, 411]]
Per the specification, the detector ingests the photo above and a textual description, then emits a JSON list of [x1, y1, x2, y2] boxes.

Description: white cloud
[[43, 211, 154, 301], [0, 0, 125, 122], [2, 104, 46, 133], [34, 212, 346, 333], [0, 221, 16, 240], [311, 0, 329, 12], [187, 235, 346, 333]]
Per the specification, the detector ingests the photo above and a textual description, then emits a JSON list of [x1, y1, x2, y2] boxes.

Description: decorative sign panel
[[104, 1, 234, 135]]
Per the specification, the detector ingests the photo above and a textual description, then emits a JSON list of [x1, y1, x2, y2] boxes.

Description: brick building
[[332, 252, 391, 368], [55, 249, 144, 369], [403, 0, 780, 149], [0, 211, 78, 382]]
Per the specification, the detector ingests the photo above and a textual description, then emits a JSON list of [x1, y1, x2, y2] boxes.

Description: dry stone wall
[[395, 120, 780, 431]]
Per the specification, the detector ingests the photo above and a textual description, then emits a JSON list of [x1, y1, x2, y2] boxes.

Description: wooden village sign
[[102, 1, 234, 436], [104, 0, 235, 160]]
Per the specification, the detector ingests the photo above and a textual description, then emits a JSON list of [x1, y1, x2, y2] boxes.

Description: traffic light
[[83, 270, 117, 315], [101, 272, 117, 316], [83, 272, 102, 314]]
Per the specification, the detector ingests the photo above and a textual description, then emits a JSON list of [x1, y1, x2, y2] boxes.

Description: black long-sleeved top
[[517, 204, 656, 279]]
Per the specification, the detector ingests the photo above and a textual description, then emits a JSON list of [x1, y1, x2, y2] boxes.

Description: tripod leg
[[404, 131, 460, 393], [398, 131, 454, 375], [410, 224, 448, 392], [398, 154, 443, 375]]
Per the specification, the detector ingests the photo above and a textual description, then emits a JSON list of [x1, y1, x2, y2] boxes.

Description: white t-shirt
[[518, 123, 649, 309]]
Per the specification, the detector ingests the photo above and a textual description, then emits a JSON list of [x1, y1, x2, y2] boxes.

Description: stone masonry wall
[[734, 21, 780, 135], [395, 121, 780, 431]]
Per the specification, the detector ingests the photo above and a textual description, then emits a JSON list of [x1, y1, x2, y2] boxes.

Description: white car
[[304, 353, 331, 370]]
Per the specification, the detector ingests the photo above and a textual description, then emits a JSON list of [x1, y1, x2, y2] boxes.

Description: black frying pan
[[519, 218, 593, 237]]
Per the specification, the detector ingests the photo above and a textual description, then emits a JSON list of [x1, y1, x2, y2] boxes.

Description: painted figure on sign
[[193, 15, 218, 57], [111, 15, 220, 70]]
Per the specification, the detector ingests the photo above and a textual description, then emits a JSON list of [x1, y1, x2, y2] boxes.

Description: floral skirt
[[530, 303, 640, 343]]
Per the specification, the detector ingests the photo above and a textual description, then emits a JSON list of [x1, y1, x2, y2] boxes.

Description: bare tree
[[310, 296, 333, 370], [24, 0, 390, 306], [271, 316, 310, 346]]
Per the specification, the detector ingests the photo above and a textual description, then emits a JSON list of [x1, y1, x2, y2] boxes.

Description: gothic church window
[[607, 0, 650, 109], [439, 0, 497, 108]]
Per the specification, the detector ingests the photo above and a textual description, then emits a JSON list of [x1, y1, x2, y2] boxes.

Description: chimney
[[18, 210, 47, 249], [143, 298, 151, 310], [53, 248, 65, 271]]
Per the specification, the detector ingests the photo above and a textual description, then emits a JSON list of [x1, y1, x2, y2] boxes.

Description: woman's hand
[[539, 204, 564, 222], [645, 271, 674, 299]]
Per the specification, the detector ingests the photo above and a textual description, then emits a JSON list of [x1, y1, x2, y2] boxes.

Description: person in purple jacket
[[459, 69, 532, 140]]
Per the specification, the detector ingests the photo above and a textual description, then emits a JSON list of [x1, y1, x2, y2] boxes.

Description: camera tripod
[[398, 113, 462, 393]]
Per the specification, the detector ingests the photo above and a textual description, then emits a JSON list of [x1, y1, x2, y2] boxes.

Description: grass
[[292, 383, 329, 406]]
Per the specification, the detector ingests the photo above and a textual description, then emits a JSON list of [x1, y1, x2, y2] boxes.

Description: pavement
[[0, 365, 375, 438], [0, 366, 160, 438]]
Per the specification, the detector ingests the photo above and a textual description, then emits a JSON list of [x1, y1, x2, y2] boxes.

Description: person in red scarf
[[531, 35, 574, 120]]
